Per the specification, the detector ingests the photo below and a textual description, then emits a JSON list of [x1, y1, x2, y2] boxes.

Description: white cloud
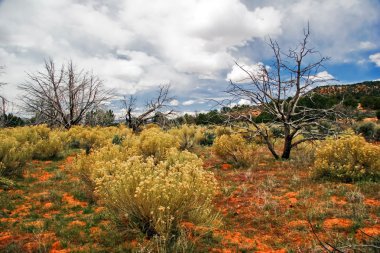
[[183, 100, 195, 106], [238, 99, 251, 105], [309, 71, 335, 81], [119, 1, 282, 78], [241, 0, 380, 63], [369, 53, 380, 67], [0, 0, 284, 101], [359, 41, 377, 50], [180, 111, 197, 116], [169, 99, 179, 106], [0, 0, 379, 109], [226, 62, 266, 83]]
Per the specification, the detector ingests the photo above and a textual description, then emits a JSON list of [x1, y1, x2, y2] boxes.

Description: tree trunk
[[281, 136, 292, 159], [281, 124, 293, 159]]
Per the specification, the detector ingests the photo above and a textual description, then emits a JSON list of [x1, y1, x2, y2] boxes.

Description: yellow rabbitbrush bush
[[67, 125, 134, 151], [138, 128, 179, 161], [68, 126, 111, 152], [6, 124, 51, 144], [0, 125, 62, 177], [313, 133, 380, 182], [213, 134, 257, 168], [74, 144, 139, 200], [0, 134, 33, 177], [93, 148, 219, 242], [32, 130, 66, 160], [1, 124, 50, 141], [73, 127, 180, 200], [169, 124, 204, 150], [214, 125, 233, 137], [3, 125, 66, 160]]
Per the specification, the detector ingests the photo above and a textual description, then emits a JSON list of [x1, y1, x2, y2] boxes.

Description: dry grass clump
[[290, 143, 318, 170]]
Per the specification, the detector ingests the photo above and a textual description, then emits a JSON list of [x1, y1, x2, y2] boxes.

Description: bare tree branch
[[223, 26, 343, 159], [18, 59, 113, 129], [123, 84, 176, 132]]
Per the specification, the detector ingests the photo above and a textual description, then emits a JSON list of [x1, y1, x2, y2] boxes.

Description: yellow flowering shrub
[[0, 125, 64, 177], [142, 123, 161, 130], [32, 130, 66, 159], [112, 125, 135, 142], [213, 134, 257, 168], [1, 125, 51, 145], [0, 134, 33, 177], [138, 128, 179, 161], [313, 134, 380, 182], [94, 150, 219, 241], [74, 143, 139, 200], [169, 124, 204, 150], [68, 126, 110, 151], [214, 126, 233, 137], [68, 125, 136, 152]]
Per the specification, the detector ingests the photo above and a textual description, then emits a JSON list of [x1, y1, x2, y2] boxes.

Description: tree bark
[[281, 136, 292, 159]]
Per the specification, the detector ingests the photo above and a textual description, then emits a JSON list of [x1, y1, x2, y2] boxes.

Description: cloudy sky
[[0, 0, 379, 116]]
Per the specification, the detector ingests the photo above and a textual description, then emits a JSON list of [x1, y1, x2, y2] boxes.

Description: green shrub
[[313, 134, 380, 182], [375, 126, 380, 141], [270, 126, 284, 138], [355, 122, 375, 140], [0, 176, 15, 189], [200, 131, 215, 146], [112, 135, 123, 145], [0, 125, 64, 177]]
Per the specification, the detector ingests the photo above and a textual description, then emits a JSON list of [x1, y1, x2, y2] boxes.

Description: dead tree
[[123, 85, 175, 132], [19, 59, 113, 129], [226, 25, 341, 159]]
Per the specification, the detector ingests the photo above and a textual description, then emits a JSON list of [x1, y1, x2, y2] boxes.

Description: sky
[[0, 0, 379, 117]]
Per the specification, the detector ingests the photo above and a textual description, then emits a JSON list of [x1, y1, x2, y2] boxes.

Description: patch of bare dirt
[[323, 218, 353, 229]]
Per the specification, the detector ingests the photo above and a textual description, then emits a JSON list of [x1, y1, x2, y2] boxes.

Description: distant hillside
[[312, 81, 380, 97], [304, 81, 380, 110]]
